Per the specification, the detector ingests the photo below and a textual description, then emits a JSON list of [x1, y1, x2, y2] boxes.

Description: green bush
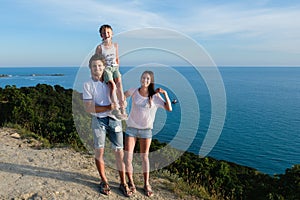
[[1, 84, 299, 199]]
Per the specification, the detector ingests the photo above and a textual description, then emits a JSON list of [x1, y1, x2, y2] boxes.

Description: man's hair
[[88, 54, 106, 68], [99, 24, 113, 34]]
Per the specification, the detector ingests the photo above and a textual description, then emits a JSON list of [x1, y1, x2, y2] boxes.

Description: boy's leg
[[115, 77, 125, 108], [104, 67, 118, 106], [112, 68, 125, 109], [114, 76, 127, 119], [112, 67, 127, 119], [105, 69, 124, 119], [108, 80, 118, 106]]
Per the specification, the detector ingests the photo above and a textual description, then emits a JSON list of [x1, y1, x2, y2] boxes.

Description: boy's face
[[90, 60, 105, 77], [101, 28, 113, 41]]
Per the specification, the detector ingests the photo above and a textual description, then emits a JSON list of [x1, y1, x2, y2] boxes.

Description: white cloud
[[31, 1, 300, 41], [5, 0, 300, 66], [30, 0, 172, 31]]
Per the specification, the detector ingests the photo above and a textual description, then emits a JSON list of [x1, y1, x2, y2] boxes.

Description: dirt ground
[[0, 127, 194, 200]]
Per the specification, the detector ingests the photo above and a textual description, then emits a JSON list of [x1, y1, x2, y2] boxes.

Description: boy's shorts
[[104, 66, 121, 83], [91, 116, 123, 150], [125, 127, 152, 139]]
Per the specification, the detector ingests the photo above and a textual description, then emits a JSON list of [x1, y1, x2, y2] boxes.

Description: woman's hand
[[156, 88, 172, 111], [155, 88, 166, 95]]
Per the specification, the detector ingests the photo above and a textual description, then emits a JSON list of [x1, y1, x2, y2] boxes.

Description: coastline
[[0, 67, 299, 175]]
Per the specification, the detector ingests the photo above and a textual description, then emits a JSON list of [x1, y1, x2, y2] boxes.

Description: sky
[[1, 0, 300, 67]]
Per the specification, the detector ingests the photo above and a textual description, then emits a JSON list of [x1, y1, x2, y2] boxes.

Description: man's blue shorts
[[91, 116, 123, 150]]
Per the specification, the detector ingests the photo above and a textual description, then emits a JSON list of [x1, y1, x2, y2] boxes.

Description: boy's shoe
[[112, 109, 123, 120], [120, 109, 128, 120]]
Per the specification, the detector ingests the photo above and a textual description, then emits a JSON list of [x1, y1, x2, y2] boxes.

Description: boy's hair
[[88, 54, 106, 68], [99, 24, 113, 34]]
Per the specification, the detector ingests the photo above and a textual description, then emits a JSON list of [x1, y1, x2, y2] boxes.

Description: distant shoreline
[[0, 73, 64, 78]]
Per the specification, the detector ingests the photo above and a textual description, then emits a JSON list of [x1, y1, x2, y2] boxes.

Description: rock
[[10, 133, 21, 139]]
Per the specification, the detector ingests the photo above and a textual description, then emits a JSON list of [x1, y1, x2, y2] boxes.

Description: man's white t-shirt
[[126, 88, 165, 129], [83, 79, 114, 119]]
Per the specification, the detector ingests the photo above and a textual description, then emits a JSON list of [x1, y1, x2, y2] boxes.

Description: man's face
[[90, 60, 105, 77]]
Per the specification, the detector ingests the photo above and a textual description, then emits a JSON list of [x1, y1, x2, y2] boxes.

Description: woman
[[124, 70, 172, 197]]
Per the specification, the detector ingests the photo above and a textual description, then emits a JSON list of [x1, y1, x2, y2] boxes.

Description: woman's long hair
[[141, 71, 156, 107]]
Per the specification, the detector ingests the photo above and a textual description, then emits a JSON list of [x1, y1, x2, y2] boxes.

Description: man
[[82, 54, 132, 197]]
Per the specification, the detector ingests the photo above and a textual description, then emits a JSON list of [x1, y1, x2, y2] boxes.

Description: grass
[[3, 123, 51, 148], [153, 169, 213, 200]]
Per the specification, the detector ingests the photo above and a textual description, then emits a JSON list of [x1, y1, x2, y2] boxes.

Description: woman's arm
[[95, 45, 102, 55], [124, 88, 135, 99], [156, 88, 172, 111], [124, 90, 130, 98]]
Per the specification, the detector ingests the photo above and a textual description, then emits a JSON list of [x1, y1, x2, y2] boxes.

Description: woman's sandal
[[144, 184, 154, 197], [119, 183, 133, 197], [128, 181, 136, 193], [99, 182, 111, 195]]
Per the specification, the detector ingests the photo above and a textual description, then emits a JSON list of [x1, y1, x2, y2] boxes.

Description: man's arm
[[84, 100, 115, 113]]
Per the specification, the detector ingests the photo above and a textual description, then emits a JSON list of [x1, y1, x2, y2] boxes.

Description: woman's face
[[140, 73, 151, 87]]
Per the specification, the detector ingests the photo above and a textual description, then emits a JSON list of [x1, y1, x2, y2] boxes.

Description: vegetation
[[0, 84, 85, 150], [0, 84, 299, 199]]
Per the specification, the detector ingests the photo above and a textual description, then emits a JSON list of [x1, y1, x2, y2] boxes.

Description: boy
[[95, 24, 127, 120]]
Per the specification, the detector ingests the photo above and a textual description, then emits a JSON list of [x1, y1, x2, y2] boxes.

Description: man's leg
[[108, 118, 132, 197], [95, 148, 108, 183], [114, 148, 126, 184], [92, 116, 111, 195]]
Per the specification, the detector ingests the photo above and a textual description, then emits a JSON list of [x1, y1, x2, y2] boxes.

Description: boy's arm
[[114, 43, 119, 65], [95, 45, 102, 55]]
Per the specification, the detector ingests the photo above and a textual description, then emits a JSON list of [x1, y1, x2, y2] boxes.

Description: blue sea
[[1, 66, 299, 175]]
